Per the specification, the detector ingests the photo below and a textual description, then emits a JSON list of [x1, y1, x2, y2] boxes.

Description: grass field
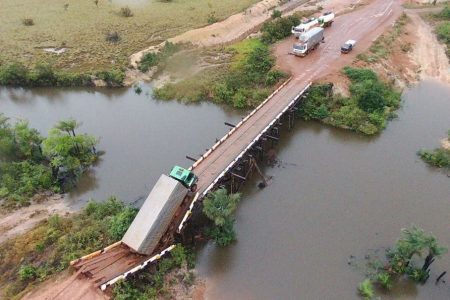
[[0, 0, 259, 73]]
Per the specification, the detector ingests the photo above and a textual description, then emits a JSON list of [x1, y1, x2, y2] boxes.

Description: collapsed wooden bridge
[[70, 78, 312, 292]]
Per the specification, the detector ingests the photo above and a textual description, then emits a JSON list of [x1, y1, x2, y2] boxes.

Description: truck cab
[[169, 166, 198, 190]]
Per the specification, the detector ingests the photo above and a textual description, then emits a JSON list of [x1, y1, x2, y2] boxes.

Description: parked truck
[[291, 17, 319, 38], [292, 27, 324, 57], [318, 12, 335, 27], [121, 166, 198, 255]]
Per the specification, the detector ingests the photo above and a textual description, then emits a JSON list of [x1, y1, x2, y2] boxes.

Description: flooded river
[[0, 80, 449, 299], [0, 86, 244, 207]]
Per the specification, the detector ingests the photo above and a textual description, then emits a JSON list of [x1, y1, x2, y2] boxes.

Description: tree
[[0, 114, 15, 159], [56, 119, 80, 137], [13, 120, 43, 161], [203, 188, 240, 247], [203, 188, 240, 226], [42, 123, 98, 189]]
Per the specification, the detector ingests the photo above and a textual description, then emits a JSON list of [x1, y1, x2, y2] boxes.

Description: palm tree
[[56, 119, 80, 137]]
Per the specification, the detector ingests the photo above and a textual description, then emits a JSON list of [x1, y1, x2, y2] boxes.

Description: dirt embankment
[[407, 10, 450, 83], [126, 0, 316, 85], [0, 194, 72, 245]]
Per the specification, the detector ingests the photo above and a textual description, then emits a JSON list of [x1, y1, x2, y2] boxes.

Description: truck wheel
[[190, 184, 198, 193]]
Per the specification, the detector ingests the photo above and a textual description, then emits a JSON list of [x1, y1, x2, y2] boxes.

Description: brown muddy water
[[0, 86, 244, 208], [196, 80, 450, 300], [0, 80, 449, 299]]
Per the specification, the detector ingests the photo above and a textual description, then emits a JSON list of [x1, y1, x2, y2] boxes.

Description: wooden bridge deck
[[192, 78, 309, 195]]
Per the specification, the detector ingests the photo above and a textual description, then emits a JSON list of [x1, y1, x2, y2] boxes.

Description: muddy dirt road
[[274, 0, 402, 80]]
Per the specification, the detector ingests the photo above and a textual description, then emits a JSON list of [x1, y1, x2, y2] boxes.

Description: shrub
[[358, 279, 375, 299], [107, 207, 138, 240], [105, 31, 121, 43], [207, 11, 218, 24], [436, 22, 450, 44], [436, 6, 450, 20], [271, 9, 282, 19], [120, 6, 133, 17], [418, 148, 450, 168], [138, 42, 180, 72], [95, 69, 125, 86], [22, 18, 34, 26], [19, 265, 37, 281], [261, 15, 299, 44], [0, 63, 29, 86]]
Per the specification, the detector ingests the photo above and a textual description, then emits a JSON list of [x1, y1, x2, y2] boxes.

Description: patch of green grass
[[0, 0, 259, 73], [299, 67, 401, 135], [154, 39, 287, 108], [0, 197, 137, 299]]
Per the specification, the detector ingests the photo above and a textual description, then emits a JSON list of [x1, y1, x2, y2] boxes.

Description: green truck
[[169, 165, 198, 190]]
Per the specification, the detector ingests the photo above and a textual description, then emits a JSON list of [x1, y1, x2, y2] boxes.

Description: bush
[[436, 22, 450, 44], [358, 279, 375, 299], [0, 63, 29, 86], [138, 42, 180, 72], [436, 6, 450, 20], [271, 9, 282, 19], [105, 31, 121, 43], [261, 15, 299, 44], [108, 207, 138, 240], [207, 12, 218, 24], [120, 6, 133, 17], [95, 69, 125, 86], [419, 148, 450, 168], [300, 67, 401, 135], [22, 18, 34, 26], [18, 265, 37, 281]]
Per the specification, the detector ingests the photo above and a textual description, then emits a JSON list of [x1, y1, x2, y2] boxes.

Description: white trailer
[[122, 174, 188, 255], [291, 17, 319, 38], [318, 12, 335, 27], [292, 27, 324, 57]]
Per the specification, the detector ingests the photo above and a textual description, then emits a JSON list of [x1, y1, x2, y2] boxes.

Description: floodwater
[[0, 86, 244, 208], [0, 80, 449, 299], [196, 80, 450, 300]]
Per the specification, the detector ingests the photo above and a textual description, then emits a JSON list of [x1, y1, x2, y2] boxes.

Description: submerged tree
[[358, 226, 447, 299], [203, 188, 240, 246], [42, 120, 98, 190]]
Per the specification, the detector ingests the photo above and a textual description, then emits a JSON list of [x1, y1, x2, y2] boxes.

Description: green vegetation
[[154, 39, 286, 108], [358, 279, 375, 300], [0, 62, 125, 87], [260, 10, 317, 44], [0, 115, 98, 208], [357, 226, 447, 299], [429, 6, 450, 58], [0, 197, 137, 299], [0, 0, 259, 74], [271, 9, 282, 19], [299, 67, 401, 135], [139, 42, 181, 72], [112, 245, 195, 300], [203, 188, 241, 247], [418, 130, 450, 169], [356, 13, 409, 63]]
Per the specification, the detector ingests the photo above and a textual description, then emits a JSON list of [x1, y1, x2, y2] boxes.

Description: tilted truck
[[292, 27, 324, 57], [121, 166, 198, 255], [291, 17, 319, 38], [318, 12, 335, 27]]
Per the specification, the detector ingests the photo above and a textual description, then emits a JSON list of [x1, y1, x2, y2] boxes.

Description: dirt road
[[274, 0, 402, 79]]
